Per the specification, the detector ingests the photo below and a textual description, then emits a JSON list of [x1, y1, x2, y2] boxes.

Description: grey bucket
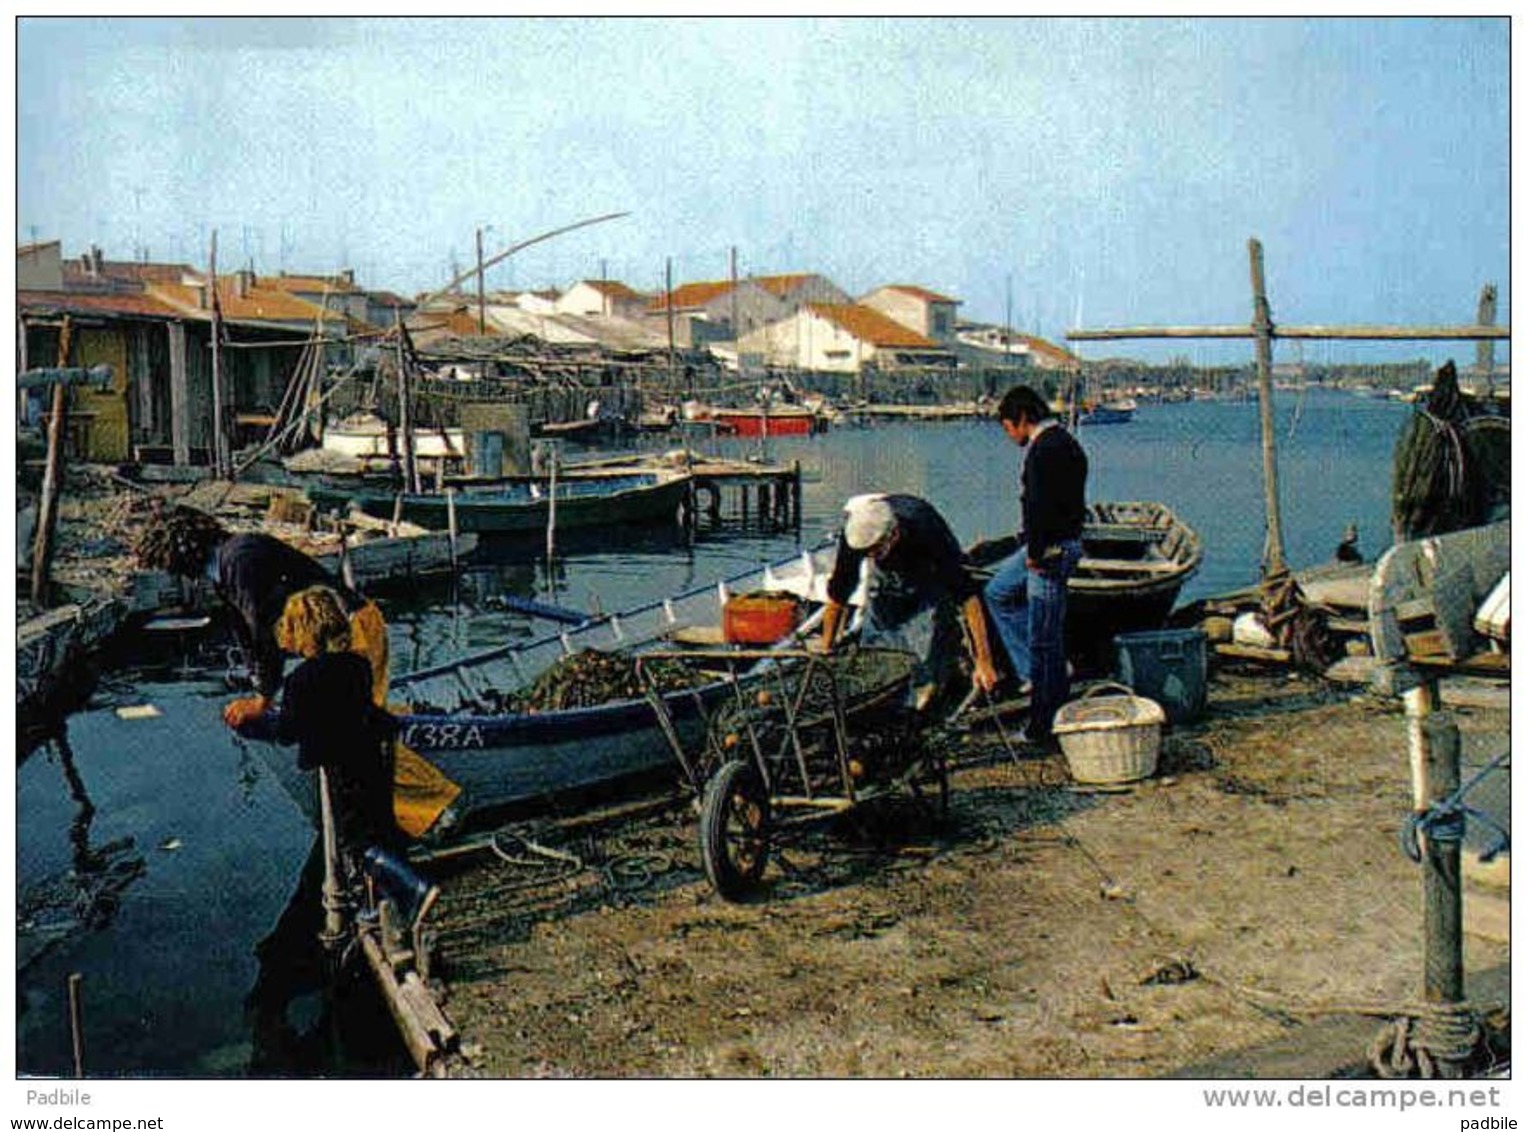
[[1113, 628, 1208, 724]]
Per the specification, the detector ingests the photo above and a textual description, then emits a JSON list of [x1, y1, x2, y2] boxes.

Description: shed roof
[[649, 279, 737, 312], [18, 288, 189, 320]]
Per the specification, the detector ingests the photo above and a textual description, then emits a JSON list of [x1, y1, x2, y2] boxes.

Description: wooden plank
[[1078, 558, 1184, 574], [1214, 643, 1292, 663]]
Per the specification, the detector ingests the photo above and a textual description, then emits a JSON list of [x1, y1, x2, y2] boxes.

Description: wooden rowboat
[[968, 500, 1203, 670]]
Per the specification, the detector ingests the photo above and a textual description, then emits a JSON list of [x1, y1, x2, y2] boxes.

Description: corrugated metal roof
[[18, 288, 190, 320], [806, 303, 941, 348]]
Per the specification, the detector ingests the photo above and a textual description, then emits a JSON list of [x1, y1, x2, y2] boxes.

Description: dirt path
[[427, 671, 1509, 1078]]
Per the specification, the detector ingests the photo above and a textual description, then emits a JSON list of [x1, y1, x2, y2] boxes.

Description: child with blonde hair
[[265, 586, 401, 857]]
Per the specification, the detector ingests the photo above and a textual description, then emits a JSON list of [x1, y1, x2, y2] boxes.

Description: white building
[[738, 302, 954, 374], [859, 284, 961, 343]]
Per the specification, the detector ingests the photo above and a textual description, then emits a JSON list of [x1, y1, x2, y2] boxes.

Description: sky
[[14, 15, 1512, 364]]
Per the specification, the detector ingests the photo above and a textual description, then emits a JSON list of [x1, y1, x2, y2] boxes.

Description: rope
[[1369, 1004, 1486, 1079], [1399, 751, 1511, 864]]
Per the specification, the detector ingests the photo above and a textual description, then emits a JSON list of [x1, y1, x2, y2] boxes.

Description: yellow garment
[[348, 601, 462, 839]]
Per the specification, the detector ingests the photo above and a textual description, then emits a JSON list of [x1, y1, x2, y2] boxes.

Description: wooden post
[[31, 318, 73, 608], [394, 312, 419, 494], [317, 768, 348, 955], [446, 487, 459, 569], [208, 231, 228, 478], [476, 227, 487, 336], [1420, 714, 1465, 1018], [665, 258, 677, 392], [167, 322, 190, 466], [67, 972, 85, 1078], [1476, 283, 1497, 398], [1248, 238, 1287, 576], [545, 441, 559, 562]]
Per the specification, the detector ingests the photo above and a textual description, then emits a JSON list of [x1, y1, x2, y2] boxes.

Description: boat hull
[[396, 675, 747, 815], [706, 410, 819, 437], [305, 474, 689, 534]]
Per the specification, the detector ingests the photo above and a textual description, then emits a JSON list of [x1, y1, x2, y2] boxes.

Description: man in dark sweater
[[984, 386, 1089, 745], [819, 493, 999, 710]]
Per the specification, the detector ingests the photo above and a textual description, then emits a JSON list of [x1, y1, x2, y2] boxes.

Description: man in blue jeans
[[985, 385, 1088, 747]]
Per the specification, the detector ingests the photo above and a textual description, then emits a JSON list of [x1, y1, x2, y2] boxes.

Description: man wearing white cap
[[818, 493, 999, 710]]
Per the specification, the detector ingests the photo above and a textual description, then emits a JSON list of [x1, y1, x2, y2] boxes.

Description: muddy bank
[[425, 670, 1509, 1078]]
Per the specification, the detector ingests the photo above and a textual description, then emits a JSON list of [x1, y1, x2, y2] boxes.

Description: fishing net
[[1391, 361, 1505, 541], [507, 648, 710, 713]]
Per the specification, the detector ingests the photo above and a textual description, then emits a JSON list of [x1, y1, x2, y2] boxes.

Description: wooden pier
[[570, 451, 804, 531]]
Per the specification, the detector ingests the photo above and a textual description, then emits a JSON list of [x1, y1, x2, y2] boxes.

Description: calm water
[[16, 388, 1411, 1075]]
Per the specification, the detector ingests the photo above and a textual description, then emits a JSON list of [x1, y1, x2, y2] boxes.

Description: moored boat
[[303, 469, 691, 535], [1077, 398, 1137, 425], [686, 404, 824, 437], [967, 500, 1203, 670], [257, 544, 855, 827]]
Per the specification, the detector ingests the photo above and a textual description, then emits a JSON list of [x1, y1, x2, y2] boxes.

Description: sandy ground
[[423, 669, 1509, 1079]]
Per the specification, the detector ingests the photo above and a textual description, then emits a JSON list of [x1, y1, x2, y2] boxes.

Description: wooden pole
[[446, 486, 459, 569], [67, 972, 85, 1078], [209, 230, 228, 478], [317, 768, 348, 954], [395, 312, 419, 494], [1420, 714, 1464, 997], [1068, 323, 1509, 342], [1248, 238, 1287, 577], [665, 258, 677, 392], [1475, 283, 1497, 397], [475, 227, 486, 336], [545, 441, 559, 562], [31, 318, 73, 608]]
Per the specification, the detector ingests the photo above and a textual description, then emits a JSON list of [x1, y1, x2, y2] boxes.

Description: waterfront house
[[647, 277, 789, 348], [737, 302, 954, 375], [860, 284, 961, 344], [18, 245, 332, 465], [555, 279, 650, 320]]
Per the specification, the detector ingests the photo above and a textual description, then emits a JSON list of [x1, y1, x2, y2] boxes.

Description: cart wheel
[[699, 759, 772, 901]]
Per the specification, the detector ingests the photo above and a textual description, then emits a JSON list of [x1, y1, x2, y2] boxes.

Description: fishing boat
[[968, 500, 1203, 669], [259, 544, 857, 825], [303, 469, 691, 535], [321, 412, 465, 460], [685, 403, 824, 437], [1077, 398, 1137, 425]]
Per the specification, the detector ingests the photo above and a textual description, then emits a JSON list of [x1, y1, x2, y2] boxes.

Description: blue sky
[[15, 16, 1510, 363]]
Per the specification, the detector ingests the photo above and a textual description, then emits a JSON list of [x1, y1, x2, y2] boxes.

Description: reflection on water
[[16, 394, 1410, 1075]]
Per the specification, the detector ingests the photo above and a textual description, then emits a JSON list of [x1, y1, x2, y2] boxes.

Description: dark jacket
[[826, 494, 979, 607], [1021, 423, 1088, 561], [214, 533, 360, 698], [274, 651, 401, 851]]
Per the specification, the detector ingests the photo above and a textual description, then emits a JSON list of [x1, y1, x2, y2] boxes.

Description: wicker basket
[[1052, 682, 1165, 785]]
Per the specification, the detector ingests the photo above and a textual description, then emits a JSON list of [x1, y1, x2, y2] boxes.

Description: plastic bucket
[[723, 593, 800, 644], [1113, 628, 1207, 724]]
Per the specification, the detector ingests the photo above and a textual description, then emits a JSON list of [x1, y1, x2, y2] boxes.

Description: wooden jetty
[[839, 402, 990, 422], [569, 450, 805, 530]]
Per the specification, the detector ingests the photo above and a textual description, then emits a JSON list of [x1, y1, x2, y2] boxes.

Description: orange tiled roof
[[264, 273, 362, 294], [753, 273, 818, 298], [62, 259, 200, 286], [882, 283, 960, 305], [19, 288, 189, 320], [649, 279, 736, 312], [1018, 334, 1080, 367], [806, 303, 941, 349], [148, 277, 340, 323], [407, 306, 501, 337]]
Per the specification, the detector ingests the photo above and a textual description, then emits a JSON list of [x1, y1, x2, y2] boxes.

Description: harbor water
[[16, 388, 1412, 1075]]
